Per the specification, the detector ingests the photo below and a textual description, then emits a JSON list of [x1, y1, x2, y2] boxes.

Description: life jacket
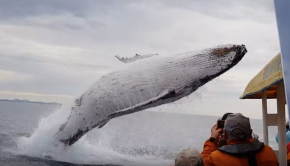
[[201, 138, 277, 166], [218, 140, 264, 166]]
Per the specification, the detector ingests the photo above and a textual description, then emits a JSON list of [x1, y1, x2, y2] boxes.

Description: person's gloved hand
[[211, 124, 223, 140]]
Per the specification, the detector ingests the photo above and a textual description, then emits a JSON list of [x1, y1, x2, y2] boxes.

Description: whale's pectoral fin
[[107, 89, 176, 120], [115, 53, 158, 63]]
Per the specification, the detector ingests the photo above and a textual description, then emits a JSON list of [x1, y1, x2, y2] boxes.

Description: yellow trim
[[240, 53, 283, 99]]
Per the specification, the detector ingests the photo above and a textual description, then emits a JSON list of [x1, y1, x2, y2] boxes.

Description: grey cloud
[[0, 0, 276, 33], [0, 0, 277, 52], [0, 0, 276, 42], [159, 0, 275, 24], [0, 0, 140, 21], [0, 0, 91, 19], [0, 0, 282, 107], [0, 54, 110, 71], [0, 56, 107, 96], [10, 14, 106, 31]]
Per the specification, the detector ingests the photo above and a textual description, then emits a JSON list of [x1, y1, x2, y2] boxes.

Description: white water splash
[[16, 104, 173, 166]]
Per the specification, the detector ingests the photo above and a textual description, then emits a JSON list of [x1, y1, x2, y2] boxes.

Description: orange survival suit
[[201, 138, 278, 166], [287, 141, 290, 165]]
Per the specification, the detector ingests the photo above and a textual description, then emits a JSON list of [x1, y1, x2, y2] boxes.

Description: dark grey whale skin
[[54, 44, 247, 146]]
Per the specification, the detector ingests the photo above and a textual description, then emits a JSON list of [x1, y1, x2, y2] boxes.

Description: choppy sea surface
[[0, 101, 278, 166]]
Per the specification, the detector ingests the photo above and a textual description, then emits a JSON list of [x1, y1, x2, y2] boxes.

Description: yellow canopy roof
[[240, 53, 283, 99]]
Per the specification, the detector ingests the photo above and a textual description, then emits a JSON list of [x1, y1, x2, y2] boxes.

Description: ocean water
[[0, 101, 278, 166]]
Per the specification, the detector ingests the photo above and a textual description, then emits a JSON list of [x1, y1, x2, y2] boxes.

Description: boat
[[240, 2, 290, 163]]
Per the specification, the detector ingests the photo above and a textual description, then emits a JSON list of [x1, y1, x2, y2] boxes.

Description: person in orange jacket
[[287, 141, 290, 165], [217, 112, 259, 148], [201, 113, 278, 166], [287, 141, 290, 154]]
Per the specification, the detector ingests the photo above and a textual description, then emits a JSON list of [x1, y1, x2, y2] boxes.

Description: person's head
[[224, 113, 252, 143], [174, 148, 204, 166]]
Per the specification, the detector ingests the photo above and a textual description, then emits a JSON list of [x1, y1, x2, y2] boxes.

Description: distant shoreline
[[0, 99, 62, 105]]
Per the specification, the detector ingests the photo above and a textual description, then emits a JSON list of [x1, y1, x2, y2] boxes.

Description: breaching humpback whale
[[55, 44, 247, 146]]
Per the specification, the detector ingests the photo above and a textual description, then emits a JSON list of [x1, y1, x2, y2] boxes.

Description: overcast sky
[[0, 0, 284, 119]]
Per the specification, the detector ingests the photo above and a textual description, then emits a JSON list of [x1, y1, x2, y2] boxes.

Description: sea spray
[[17, 104, 72, 158], [16, 104, 172, 166]]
